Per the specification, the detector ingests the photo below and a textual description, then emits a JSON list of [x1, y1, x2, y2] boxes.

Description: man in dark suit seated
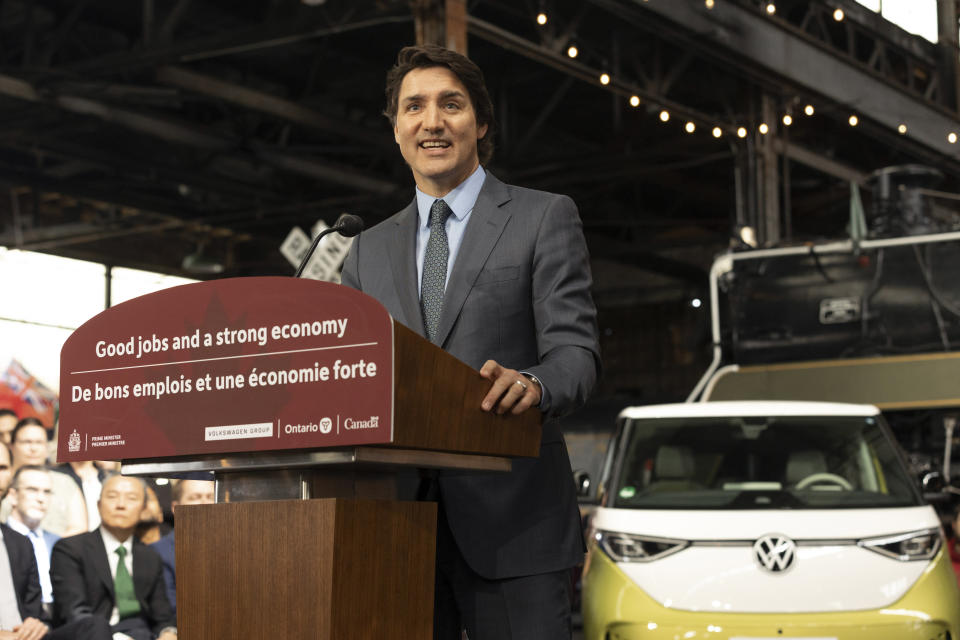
[[50, 474, 176, 640], [0, 442, 109, 640]]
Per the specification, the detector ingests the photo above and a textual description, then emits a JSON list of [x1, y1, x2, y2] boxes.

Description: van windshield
[[612, 415, 922, 509]]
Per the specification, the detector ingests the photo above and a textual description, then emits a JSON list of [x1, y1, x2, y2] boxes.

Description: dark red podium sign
[[58, 278, 394, 461]]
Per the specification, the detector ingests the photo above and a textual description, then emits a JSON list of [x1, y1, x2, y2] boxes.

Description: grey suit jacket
[[341, 172, 600, 579]]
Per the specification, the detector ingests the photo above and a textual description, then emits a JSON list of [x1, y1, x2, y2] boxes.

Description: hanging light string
[[522, 3, 958, 147]]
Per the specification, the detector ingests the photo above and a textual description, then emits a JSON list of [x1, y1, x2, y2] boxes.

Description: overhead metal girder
[[0, 72, 398, 195], [68, 14, 412, 74], [774, 140, 867, 186], [596, 0, 960, 162], [156, 66, 390, 149]]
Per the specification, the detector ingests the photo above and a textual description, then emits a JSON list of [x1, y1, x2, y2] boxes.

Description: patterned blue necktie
[[421, 199, 453, 341]]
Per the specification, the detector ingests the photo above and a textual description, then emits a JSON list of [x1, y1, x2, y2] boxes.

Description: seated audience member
[[133, 486, 169, 546], [0, 442, 110, 640], [5, 466, 59, 616], [0, 411, 16, 446], [50, 475, 176, 640], [1, 422, 86, 537], [53, 461, 112, 531], [151, 479, 215, 615]]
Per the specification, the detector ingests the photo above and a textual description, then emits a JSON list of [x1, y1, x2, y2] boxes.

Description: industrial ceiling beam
[[68, 14, 412, 74], [0, 71, 398, 195], [611, 0, 960, 161], [156, 65, 390, 149], [466, 15, 722, 130], [774, 140, 868, 186]]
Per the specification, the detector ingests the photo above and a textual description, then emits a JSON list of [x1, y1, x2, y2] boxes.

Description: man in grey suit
[[341, 45, 600, 640]]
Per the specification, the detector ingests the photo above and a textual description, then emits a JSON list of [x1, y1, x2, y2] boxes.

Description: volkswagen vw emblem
[[753, 534, 797, 573]]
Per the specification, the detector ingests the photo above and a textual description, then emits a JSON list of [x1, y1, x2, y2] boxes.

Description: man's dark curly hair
[[384, 45, 496, 165]]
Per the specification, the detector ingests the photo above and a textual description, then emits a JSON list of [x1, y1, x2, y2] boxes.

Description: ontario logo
[[68, 429, 81, 453]]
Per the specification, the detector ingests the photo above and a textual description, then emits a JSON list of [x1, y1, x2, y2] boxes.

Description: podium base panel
[[176, 498, 436, 640]]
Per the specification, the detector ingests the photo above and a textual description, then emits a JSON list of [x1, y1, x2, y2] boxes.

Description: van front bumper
[[581, 543, 960, 640]]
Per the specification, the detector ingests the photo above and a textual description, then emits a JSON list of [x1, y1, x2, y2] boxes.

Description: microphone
[[335, 214, 365, 238], [294, 213, 365, 278]]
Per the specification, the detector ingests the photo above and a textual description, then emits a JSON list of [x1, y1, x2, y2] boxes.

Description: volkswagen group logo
[[753, 534, 797, 572]]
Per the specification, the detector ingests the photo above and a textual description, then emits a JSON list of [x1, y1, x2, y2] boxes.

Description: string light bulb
[[685, 121, 696, 133], [765, 3, 776, 14], [705, 0, 715, 8], [712, 126, 722, 138], [804, 104, 815, 116], [782, 114, 793, 126], [629, 95, 641, 107], [833, 8, 844, 21], [599, 73, 610, 85], [536, 12, 547, 25], [849, 115, 858, 126], [737, 127, 748, 138], [758, 123, 769, 134], [659, 110, 670, 122], [567, 45, 578, 58], [898, 123, 907, 134], [949, 132, 958, 144]]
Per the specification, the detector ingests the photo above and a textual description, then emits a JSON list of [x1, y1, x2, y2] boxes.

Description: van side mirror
[[921, 471, 945, 493], [574, 470, 592, 499]]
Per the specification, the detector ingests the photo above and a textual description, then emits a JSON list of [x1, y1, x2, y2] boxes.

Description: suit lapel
[[132, 542, 150, 608], [434, 174, 512, 347], [387, 200, 424, 335], [0, 525, 24, 594], [89, 532, 114, 598]]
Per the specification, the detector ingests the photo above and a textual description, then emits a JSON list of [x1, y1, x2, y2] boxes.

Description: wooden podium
[[58, 278, 541, 639], [119, 322, 541, 640]]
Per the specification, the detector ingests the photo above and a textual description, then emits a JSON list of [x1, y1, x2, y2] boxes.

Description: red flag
[[0, 359, 58, 427]]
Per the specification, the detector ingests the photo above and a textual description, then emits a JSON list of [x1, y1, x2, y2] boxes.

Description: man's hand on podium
[[479, 360, 541, 415]]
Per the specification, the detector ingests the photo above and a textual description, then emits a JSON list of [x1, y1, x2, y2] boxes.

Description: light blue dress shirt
[[412, 165, 549, 407], [6, 518, 52, 604], [415, 165, 486, 295]]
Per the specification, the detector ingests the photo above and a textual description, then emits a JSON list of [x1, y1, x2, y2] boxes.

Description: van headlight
[[858, 528, 942, 561], [595, 530, 689, 562]]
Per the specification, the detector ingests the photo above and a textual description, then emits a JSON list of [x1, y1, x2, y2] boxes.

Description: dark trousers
[[46, 616, 112, 640], [433, 506, 573, 640], [111, 616, 153, 640]]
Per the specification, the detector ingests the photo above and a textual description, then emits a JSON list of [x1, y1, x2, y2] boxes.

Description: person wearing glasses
[[5, 466, 59, 617], [0, 421, 86, 538]]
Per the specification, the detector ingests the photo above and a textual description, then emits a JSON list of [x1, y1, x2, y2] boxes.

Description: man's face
[[394, 66, 488, 197], [0, 416, 16, 445], [175, 480, 215, 509], [98, 475, 145, 533], [10, 469, 52, 528], [12, 425, 47, 467], [0, 448, 12, 498]]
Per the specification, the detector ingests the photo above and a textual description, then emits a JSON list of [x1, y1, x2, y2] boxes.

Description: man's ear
[[478, 122, 489, 140]]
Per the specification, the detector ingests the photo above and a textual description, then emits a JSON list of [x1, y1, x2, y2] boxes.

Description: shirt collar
[[5, 518, 34, 537], [100, 526, 133, 555], [416, 165, 486, 230]]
